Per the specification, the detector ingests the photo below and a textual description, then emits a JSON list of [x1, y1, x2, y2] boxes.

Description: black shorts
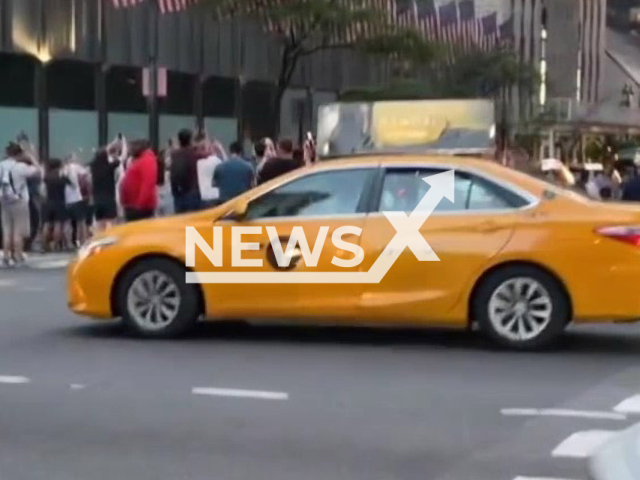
[[66, 201, 86, 222], [42, 202, 67, 223], [85, 203, 94, 226], [125, 208, 154, 222], [94, 199, 118, 221]]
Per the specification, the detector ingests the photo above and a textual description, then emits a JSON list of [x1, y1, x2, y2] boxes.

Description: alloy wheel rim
[[488, 277, 553, 342], [127, 270, 181, 331]]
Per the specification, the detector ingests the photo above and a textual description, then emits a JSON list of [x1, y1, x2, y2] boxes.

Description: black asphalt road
[[1, 268, 640, 480]]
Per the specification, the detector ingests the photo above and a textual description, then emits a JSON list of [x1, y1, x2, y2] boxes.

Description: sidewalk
[[22, 252, 74, 270]]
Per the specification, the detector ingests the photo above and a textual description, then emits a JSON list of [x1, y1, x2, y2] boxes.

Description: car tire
[[116, 258, 200, 338], [472, 265, 570, 350]]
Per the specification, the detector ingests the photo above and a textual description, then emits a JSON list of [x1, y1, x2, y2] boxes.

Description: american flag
[[109, 0, 200, 14], [395, 0, 414, 23], [456, 0, 472, 51], [415, 0, 435, 19], [457, 0, 474, 21], [420, 14, 437, 42], [480, 12, 498, 51], [439, 0, 459, 62], [499, 14, 515, 49]]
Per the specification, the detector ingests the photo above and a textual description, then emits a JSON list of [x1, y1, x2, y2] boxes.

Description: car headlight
[[78, 237, 118, 261]]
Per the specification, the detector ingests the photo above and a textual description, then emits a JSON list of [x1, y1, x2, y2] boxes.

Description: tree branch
[[299, 42, 354, 57]]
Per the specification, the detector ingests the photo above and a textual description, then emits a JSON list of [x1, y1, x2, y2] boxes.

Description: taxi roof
[[317, 153, 495, 170]]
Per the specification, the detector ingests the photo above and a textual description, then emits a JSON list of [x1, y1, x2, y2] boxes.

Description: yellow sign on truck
[[316, 99, 496, 157]]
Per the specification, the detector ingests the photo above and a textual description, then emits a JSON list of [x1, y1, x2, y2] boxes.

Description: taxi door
[[358, 165, 526, 325], [193, 166, 378, 320]]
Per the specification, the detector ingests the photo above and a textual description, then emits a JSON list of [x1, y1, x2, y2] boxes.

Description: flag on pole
[[441, 1, 459, 49], [458, 0, 474, 21], [110, 0, 145, 7], [437, 1, 458, 63], [424, 15, 437, 41], [457, 0, 474, 52], [109, 0, 200, 14], [499, 14, 515, 49], [480, 12, 498, 51], [415, 0, 436, 19]]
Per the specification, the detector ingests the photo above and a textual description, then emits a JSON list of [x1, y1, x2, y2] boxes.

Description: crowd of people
[[538, 156, 640, 201], [5, 129, 640, 269], [0, 129, 317, 268]]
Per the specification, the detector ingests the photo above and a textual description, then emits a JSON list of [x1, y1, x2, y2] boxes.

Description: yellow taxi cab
[[68, 155, 640, 350]]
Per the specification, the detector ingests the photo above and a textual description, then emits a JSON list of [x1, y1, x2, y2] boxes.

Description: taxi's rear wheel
[[472, 266, 570, 350], [116, 258, 200, 338]]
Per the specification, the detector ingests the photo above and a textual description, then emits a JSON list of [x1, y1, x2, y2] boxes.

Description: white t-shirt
[[585, 180, 601, 200], [0, 158, 38, 203], [64, 163, 86, 205], [197, 155, 222, 201], [256, 156, 267, 173]]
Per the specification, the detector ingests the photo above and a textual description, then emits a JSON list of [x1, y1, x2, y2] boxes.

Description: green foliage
[[340, 79, 436, 101], [423, 49, 539, 98], [203, 0, 438, 135], [341, 49, 539, 101], [452, 50, 535, 95], [359, 29, 441, 64], [205, 0, 435, 60], [584, 138, 605, 161]]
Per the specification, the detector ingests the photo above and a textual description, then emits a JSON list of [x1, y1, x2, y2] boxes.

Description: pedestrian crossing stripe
[[614, 394, 640, 414], [551, 430, 618, 458], [514, 477, 579, 480]]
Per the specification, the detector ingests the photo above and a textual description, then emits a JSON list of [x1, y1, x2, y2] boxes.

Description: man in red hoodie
[[120, 140, 158, 222]]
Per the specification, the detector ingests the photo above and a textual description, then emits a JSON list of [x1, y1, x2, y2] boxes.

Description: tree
[[430, 49, 539, 98], [341, 49, 539, 101], [207, 0, 438, 137]]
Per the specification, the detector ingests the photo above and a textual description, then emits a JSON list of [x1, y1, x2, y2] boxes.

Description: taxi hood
[[103, 206, 231, 239]]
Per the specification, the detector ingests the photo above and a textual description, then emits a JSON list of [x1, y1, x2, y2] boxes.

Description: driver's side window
[[245, 168, 372, 220]]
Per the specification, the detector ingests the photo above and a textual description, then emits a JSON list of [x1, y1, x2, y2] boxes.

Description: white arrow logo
[[187, 170, 454, 284]]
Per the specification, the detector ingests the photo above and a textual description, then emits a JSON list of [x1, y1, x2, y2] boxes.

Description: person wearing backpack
[[0, 142, 40, 267]]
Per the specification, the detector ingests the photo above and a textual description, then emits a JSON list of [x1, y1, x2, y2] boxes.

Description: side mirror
[[226, 199, 248, 221]]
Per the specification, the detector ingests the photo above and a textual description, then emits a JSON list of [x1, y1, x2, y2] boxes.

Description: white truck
[[316, 99, 496, 158]]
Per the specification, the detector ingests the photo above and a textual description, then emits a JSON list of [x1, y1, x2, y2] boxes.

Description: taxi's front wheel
[[116, 258, 200, 338]]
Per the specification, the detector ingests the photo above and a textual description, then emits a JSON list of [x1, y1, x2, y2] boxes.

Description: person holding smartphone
[[91, 144, 121, 233]]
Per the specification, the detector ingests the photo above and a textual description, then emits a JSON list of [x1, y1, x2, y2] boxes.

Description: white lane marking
[[501, 408, 626, 420], [192, 387, 289, 401], [69, 384, 85, 390], [20, 287, 46, 292], [552, 430, 618, 458], [0, 375, 31, 384], [614, 394, 640, 414], [0, 279, 17, 287], [514, 477, 579, 480], [29, 260, 70, 269]]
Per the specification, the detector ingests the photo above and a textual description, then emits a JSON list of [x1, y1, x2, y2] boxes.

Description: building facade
[[470, 0, 607, 124], [0, 0, 391, 161]]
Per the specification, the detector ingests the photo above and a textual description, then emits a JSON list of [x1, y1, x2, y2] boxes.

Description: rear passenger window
[[468, 176, 529, 210], [378, 168, 529, 213]]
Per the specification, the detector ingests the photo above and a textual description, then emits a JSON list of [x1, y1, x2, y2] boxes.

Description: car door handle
[[477, 221, 502, 233]]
